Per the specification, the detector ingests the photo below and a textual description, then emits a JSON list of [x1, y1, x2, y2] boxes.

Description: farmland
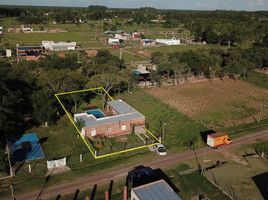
[[0, 17, 221, 63], [145, 79, 268, 129]]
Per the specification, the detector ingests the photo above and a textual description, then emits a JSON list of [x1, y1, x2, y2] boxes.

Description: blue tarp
[[10, 132, 45, 164]]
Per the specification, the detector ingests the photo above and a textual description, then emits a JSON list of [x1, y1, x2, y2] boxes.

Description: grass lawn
[[203, 144, 268, 200], [243, 71, 268, 89], [119, 89, 205, 151], [57, 163, 229, 200], [148, 44, 225, 54]]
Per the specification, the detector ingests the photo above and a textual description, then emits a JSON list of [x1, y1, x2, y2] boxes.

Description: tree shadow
[[14, 161, 25, 174], [36, 167, 55, 200], [39, 136, 49, 144], [73, 189, 79, 200], [108, 180, 113, 199], [252, 172, 268, 200], [126, 165, 179, 193], [90, 184, 97, 200]]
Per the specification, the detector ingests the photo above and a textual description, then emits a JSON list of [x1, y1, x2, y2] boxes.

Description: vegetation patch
[[145, 79, 268, 129]]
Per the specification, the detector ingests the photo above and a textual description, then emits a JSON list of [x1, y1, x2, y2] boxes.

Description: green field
[[119, 89, 205, 150], [243, 71, 268, 89], [0, 17, 222, 55], [204, 144, 268, 200]]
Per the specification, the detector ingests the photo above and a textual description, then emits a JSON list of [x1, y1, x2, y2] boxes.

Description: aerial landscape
[[0, 0, 267, 200]]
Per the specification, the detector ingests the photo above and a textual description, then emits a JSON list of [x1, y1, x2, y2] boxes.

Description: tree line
[[0, 6, 267, 46], [0, 50, 135, 171], [149, 47, 268, 85]]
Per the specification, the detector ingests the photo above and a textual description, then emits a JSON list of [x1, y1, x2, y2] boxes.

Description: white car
[[153, 144, 167, 156]]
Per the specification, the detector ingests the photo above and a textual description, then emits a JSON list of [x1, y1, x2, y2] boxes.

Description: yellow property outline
[[55, 87, 161, 159]]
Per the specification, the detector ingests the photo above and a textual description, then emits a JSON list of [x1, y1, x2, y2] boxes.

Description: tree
[[32, 88, 58, 125], [75, 118, 86, 131], [149, 70, 162, 86], [0, 61, 32, 148], [86, 73, 122, 108], [170, 57, 188, 85], [0, 149, 8, 173]]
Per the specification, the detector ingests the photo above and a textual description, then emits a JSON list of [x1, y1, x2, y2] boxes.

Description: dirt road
[[10, 129, 268, 200]]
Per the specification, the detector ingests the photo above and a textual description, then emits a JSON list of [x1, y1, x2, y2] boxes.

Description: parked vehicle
[[153, 143, 167, 155], [207, 131, 232, 148], [127, 165, 154, 187]]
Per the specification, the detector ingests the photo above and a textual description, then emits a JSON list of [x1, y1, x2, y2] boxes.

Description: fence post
[[28, 164, 32, 173]]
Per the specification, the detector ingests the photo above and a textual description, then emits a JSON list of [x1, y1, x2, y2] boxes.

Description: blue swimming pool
[[87, 109, 106, 118]]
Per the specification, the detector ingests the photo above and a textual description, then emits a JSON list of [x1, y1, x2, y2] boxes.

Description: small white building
[[114, 33, 129, 40], [0, 26, 3, 35], [42, 41, 76, 51], [6, 49, 12, 57], [108, 38, 120, 45], [156, 37, 180, 46], [21, 27, 33, 32]]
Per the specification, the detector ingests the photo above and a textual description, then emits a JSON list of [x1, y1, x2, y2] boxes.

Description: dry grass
[[145, 79, 268, 128]]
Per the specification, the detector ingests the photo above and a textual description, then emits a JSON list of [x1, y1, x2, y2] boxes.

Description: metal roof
[[17, 46, 43, 50], [107, 99, 137, 114], [132, 180, 182, 200], [74, 99, 145, 127]]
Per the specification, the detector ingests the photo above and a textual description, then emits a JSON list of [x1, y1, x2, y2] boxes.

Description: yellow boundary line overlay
[[55, 87, 160, 159], [55, 95, 96, 158]]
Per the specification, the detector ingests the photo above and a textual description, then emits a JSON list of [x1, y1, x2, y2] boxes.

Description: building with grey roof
[[74, 99, 145, 138], [131, 179, 182, 200]]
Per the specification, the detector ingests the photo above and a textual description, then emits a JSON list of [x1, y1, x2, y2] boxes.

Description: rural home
[[42, 41, 76, 51], [85, 49, 98, 57], [16, 45, 44, 61], [114, 33, 130, 40], [21, 25, 33, 33], [156, 37, 180, 46], [108, 38, 120, 45], [104, 30, 124, 35], [74, 99, 145, 138], [131, 179, 182, 200], [132, 32, 142, 39], [141, 39, 156, 47]]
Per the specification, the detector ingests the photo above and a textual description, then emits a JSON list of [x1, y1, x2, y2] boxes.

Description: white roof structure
[[108, 38, 120, 45], [42, 41, 76, 51], [156, 37, 180, 46], [74, 99, 145, 127], [131, 179, 182, 200]]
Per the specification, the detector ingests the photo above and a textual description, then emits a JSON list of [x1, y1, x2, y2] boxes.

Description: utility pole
[[119, 47, 123, 60], [10, 184, 15, 200], [258, 101, 267, 122], [5, 132, 14, 178]]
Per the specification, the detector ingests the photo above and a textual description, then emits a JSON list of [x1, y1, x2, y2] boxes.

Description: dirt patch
[[145, 79, 268, 128]]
